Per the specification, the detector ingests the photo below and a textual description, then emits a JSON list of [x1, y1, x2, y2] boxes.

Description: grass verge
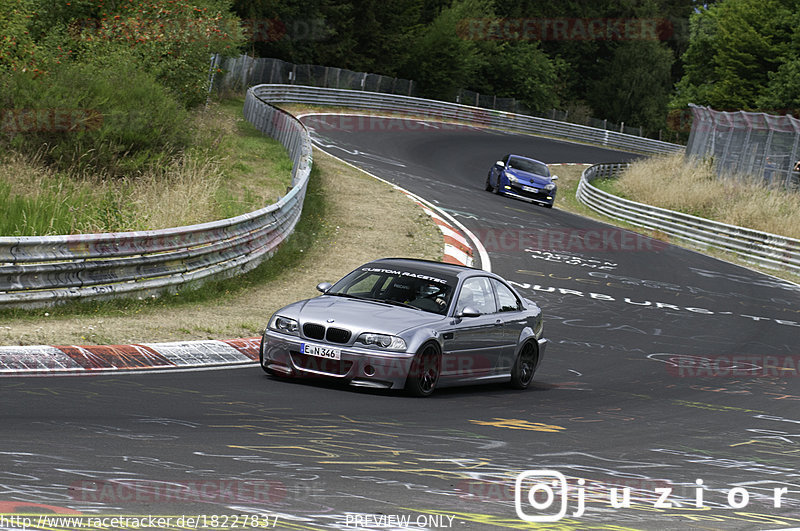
[[604, 153, 800, 240]]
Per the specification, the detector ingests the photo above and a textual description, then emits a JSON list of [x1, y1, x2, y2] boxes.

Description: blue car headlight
[[505, 172, 518, 183], [544, 183, 556, 191], [357, 333, 407, 351]]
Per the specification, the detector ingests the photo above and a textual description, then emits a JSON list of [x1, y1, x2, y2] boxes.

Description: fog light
[[364, 365, 375, 377]]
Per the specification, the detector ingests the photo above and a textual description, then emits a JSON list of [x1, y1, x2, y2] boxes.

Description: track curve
[[2, 116, 800, 530]]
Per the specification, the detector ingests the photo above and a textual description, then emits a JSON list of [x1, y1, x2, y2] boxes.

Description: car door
[[490, 278, 527, 373], [440, 276, 505, 381]]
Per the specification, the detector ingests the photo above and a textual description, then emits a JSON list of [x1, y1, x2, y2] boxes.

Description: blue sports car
[[485, 154, 558, 208]]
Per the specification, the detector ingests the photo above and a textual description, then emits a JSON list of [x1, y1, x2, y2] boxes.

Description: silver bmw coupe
[[260, 258, 548, 396]]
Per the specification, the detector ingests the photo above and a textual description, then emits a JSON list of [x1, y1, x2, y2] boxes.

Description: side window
[[492, 279, 521, 312], [455, 277, 497, 315], [503, 154, 511, 165]]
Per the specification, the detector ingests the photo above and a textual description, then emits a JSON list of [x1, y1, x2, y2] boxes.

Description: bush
[[1, 55, 190, 175], [60, 0, 244, 108]]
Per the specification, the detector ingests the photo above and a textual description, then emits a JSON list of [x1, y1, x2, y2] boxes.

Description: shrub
[[60, 0, 244, 108], [1, 54, 190, 175]]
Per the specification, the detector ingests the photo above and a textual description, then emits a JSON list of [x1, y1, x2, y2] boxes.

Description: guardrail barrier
[[576, 163, 800, 275], [250, 85, 682, 156]]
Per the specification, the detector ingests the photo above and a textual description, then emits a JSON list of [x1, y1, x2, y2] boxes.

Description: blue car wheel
[[485, 173, 494, 192], [493, 172, 503, 194]]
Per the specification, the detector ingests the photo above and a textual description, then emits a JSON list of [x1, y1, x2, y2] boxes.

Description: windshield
[[328, 266, 456, 315], [508, 157, 550, 177]]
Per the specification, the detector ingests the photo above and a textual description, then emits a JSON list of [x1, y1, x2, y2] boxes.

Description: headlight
[[505, 172, 518, 183], [356, 333, 407, 351], [269, 315, 299, 335], [544, 183, 556, 191]]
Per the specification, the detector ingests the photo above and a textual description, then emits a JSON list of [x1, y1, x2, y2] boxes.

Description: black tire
[[544, 203, 553, 209], [485, 175, 494, 192], [405, 342, 441, 397], [510, 341, 538, 389]]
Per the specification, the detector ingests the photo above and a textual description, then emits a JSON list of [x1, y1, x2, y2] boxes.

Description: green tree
[[590, 41, 674, 132], [759, 59, 800, 111], [757, 8, 800, 112], [672, 0, 794, 111], [23, 0, 244, 107], [0, 0, 39, 73], [401, 0, 492, 101], [231, 0, 351, 65], [473, 41, 560, 111], [1, 0, 244, 174], [231, 0, 423, 76]]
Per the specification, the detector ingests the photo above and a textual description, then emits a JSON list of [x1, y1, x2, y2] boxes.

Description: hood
[[505, 167, 552, 186], [284, 295, 445, 336]]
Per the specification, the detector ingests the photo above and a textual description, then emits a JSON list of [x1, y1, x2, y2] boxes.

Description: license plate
[[302, 343, 341, 360], [523, 185, 539, 193]]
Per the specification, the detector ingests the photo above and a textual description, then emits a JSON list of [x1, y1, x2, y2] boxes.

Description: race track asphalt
[[2, 116, 800, 530]]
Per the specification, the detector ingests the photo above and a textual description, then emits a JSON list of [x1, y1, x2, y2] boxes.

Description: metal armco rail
[[250, 85, 683, 155], [0, 87, 312, 308], [577, 163, 800, 275]]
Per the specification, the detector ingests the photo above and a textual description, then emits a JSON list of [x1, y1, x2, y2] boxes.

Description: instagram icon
[[515, 470, 585, 522]]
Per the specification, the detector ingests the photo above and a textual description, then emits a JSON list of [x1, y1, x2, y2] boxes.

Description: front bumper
[[502, 182, 555, 205], [261, 329, 415, 389]]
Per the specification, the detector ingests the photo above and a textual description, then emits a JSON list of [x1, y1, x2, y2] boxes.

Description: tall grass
[[0, 99, 292, 236], [614, 153, 800, 240]]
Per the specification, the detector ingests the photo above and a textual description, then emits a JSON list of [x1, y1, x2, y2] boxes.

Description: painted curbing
[[0, 338, 261, 376]]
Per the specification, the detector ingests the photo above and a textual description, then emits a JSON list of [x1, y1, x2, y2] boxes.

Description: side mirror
[[316, 282, 332, 293], [551, 175, 559, 181], [495, 160, 505, 167], [458, 306, 481, 318]]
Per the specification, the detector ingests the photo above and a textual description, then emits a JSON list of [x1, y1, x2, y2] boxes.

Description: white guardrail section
[[249, 85, 683, 156], [577, 163, 800, 275], [0, 87, 312, 309]]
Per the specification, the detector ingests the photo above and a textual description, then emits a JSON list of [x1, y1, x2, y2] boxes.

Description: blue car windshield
[[508, 157, 550, 177], [328, 267, 456, 315]]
